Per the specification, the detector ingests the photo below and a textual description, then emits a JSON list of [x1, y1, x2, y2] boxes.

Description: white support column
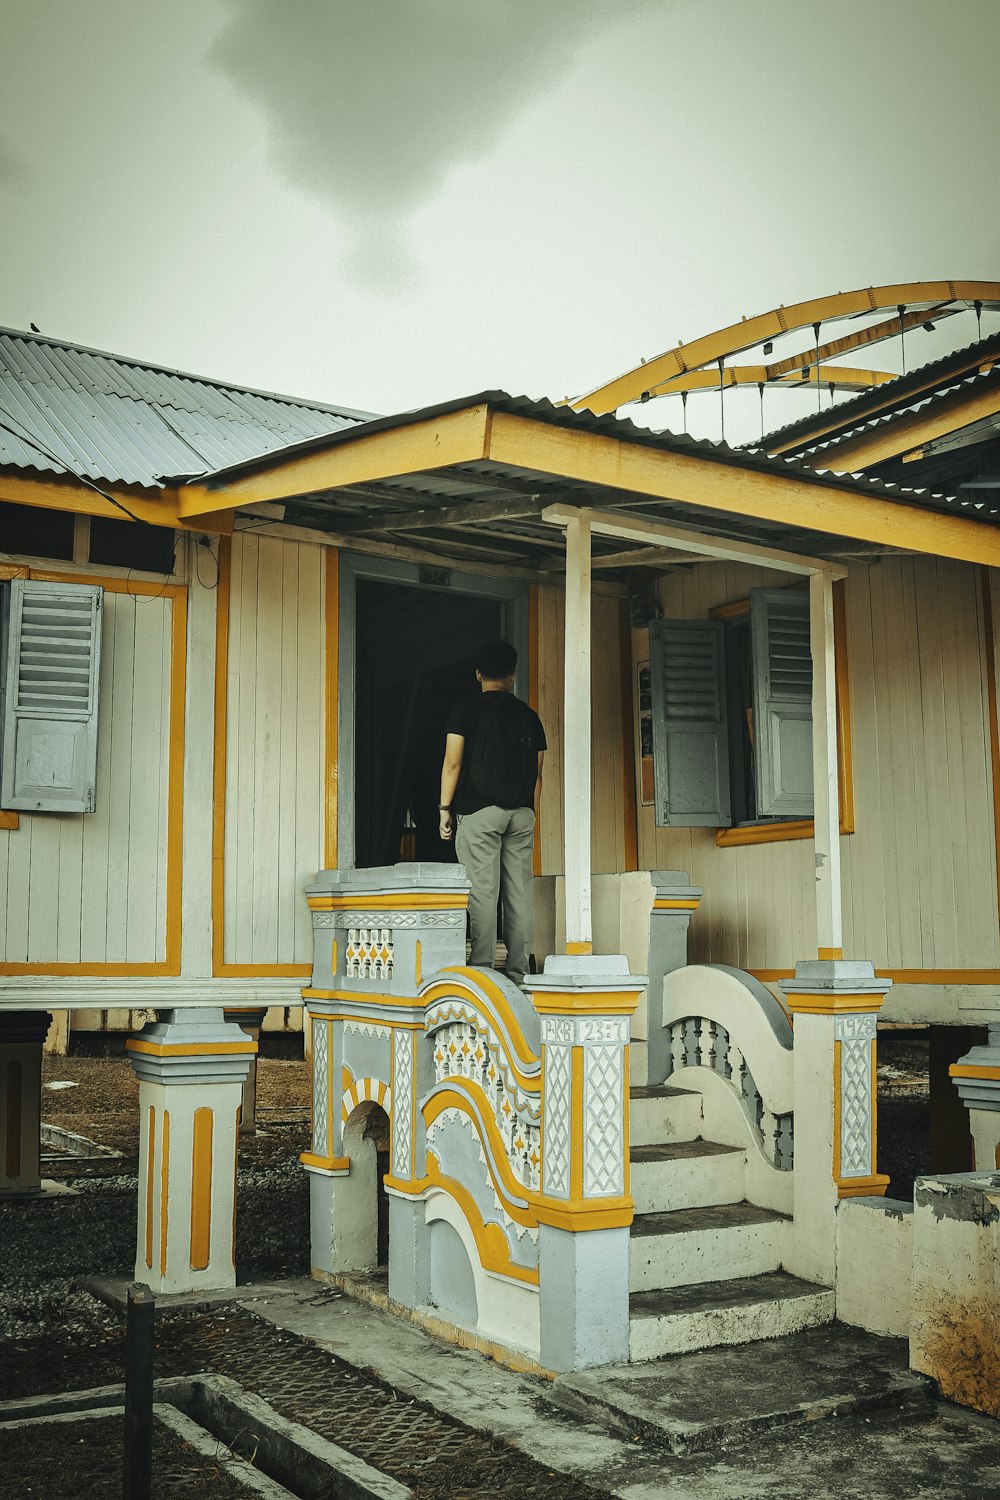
[[563, 511, 593, 953], [809, 571, 842, 958]]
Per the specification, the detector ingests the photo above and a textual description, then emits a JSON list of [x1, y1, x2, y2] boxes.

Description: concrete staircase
[[627, 1077, 833, 1362]]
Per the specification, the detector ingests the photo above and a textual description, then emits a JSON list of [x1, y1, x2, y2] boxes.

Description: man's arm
[[439, 733, 464, 842], [534, 751, 544, 818]]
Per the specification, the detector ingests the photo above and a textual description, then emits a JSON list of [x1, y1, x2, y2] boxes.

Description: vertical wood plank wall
[[0, 589, 174, 964], [222, 533, 324, 968], [636, 556, 1000, 974], [535, 584, 633, 876]]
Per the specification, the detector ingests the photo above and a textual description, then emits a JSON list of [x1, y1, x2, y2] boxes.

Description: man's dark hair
[[476, 639, 517, 680]]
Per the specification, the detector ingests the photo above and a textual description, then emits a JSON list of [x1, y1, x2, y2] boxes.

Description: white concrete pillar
[[0, 1011, 51, 1196], [126, 1007, 254, 1294], [529, 954, 644, 1371], [780, 961, 891, 1284], [950, 1023, 1000, 1171]]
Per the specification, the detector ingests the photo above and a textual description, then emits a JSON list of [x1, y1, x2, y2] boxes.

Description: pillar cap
[[528, 954, 645, 1015], [306, 862, 471, 903], [780, 960, 891, 1013], [651, 870, 703, 906]]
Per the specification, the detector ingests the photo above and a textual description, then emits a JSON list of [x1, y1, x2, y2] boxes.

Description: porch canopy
[[170, 391, 1000, 961]]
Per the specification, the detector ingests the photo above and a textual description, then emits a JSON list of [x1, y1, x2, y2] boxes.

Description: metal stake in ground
[[123, 1282, 154, 1500]]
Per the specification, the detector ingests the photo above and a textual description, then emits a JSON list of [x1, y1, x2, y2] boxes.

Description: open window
[[1, 578, 104, 813], [649, 587, 815, 831]]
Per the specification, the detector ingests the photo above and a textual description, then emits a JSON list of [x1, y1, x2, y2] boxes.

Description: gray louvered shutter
[[1, 579, 104, 812], [649, 619, 731, 827], [750, 588, 813, 818]]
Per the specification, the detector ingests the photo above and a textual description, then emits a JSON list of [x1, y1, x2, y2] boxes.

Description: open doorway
[[354, 578, 507, 868]]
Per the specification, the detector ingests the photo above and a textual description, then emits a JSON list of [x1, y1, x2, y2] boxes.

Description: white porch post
[[809, 571, 842, 958], [563, 510, 593, 953]]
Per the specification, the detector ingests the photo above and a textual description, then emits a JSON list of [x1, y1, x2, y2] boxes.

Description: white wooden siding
[[635, 556, 1000, 973], [0, 588, 174, 963], [222, 534, 324, 967]]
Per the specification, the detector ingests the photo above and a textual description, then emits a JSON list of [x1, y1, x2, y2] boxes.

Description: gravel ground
[[1, 1054, 311, 1344]]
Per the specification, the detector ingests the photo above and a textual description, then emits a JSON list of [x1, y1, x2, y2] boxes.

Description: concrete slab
[[552, 1324, 931, 1453]]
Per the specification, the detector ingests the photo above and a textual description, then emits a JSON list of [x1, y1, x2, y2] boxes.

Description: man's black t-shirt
[[447, 691, 547, 814]]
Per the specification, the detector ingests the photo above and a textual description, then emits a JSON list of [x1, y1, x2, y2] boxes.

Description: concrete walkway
[[87, 1275, 1000, 1498]]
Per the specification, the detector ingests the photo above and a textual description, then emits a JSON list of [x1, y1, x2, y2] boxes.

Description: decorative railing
[[662, 964, 794, 1176]]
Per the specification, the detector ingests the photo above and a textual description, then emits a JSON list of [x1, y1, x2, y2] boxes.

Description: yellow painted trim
[[211, 538, 231, 978], [324, 548, 339, 868], [308, 892, 469, 911], [0, 811, 19, 830], [424, 968, 542, 1075], [425, 1153, 539, 1285], [177, 404, 492, 514], [126, 1038, 256, 1057], [837, 1174, 890, 1199], [812, 377, 1000, 471], [652, 898, 701, 910], [570, 1047, 584, 1200], [528, 583, 542, 878], [342, 1076, 392, 1125], [299, 1151, 351, 1172], [145, 1106, 155, 1270], [566, 940, 593, 955], [717, 820, 816, 848], [818, 948, 844, 961], [486, 409, 1000, 569], [981, 569, 1000, 934], [950, 1064, 1000, 1081], [784, 993, 888, 1016], [190, 1107, 213, 1272], [0, 469, 232, 533], [414, 940, 422, 990], [422, 1086, 539, 1228], [159, 1109, 170, 1278], [530, 987, 643, 1017], [0, 571, 187, 977], [410, 1029, 418, 1180], [313, 1267, 557, 1379], [534, 1199, 634, 1231]]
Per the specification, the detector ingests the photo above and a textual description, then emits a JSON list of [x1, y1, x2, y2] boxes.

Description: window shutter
[[1, 579, 104, 813], [750, 588, 813, 818], [649, 619, 732, 828]]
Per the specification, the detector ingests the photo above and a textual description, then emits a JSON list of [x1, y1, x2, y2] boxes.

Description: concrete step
[[629, 1084, 702, 1147], [627, 1270, 834, 1362], [629, 1202, 790, 1293], [547, 1324, 932, 1456], [630, 1140, 745, 1215]]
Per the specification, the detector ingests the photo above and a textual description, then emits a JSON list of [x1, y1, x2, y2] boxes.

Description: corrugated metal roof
[[754, 332, 1000, 455], [0, 328, 375, 489]]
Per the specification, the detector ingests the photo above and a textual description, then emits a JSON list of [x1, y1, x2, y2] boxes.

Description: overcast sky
[[2, 0, 999, 445]]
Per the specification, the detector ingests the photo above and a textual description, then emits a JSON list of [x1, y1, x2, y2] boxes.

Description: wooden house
[[1, 295, 998, 1402]]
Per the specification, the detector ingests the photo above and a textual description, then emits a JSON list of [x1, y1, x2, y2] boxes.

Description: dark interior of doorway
[[354, 578, 504, 869]]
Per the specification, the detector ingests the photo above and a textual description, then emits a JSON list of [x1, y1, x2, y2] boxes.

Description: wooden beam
[[177, 404, 491, 517], [541, 502, 845, 578], [330, 490, 548, 536], [0, 470, 232, 534], [649, 364, 896, 398], [486, 411, 1000, 568]]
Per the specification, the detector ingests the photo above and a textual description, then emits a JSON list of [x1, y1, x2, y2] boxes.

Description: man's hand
[[439, 809, 454, 842]]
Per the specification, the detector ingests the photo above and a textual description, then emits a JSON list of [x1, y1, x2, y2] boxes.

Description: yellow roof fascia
[[0, 470, 232, 534], [650, 365, 895, 397], [177, 402, 492, 519], [484, 409, 1000, 569], [800, 379, 1000, 471]]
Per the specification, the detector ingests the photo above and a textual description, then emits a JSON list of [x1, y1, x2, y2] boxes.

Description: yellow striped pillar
[[780, 960, 891, 1285], [127, 1007, 255, 1294], [0, 1011, 51, 1197]]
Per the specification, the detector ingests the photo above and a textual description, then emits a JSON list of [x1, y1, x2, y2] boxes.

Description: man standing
[[438, 640, 546, 987]]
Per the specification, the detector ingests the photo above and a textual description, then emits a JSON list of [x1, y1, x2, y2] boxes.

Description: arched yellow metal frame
[[571, 281, 1000, 415]]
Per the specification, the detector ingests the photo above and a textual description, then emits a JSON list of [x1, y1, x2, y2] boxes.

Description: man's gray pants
[[455, 805, 535, 987]]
